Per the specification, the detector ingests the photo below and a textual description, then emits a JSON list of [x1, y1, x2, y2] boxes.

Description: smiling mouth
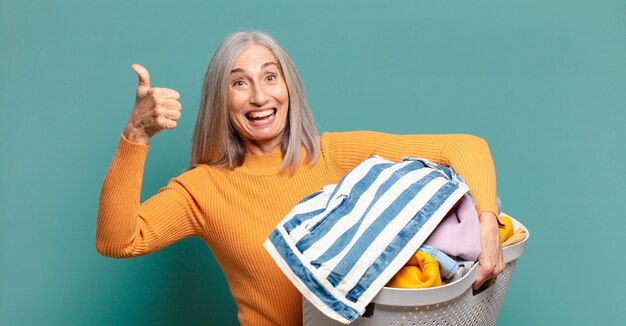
[[246, 109, 276, 122]]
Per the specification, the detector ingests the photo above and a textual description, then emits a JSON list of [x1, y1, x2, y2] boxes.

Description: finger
[[162, 99, 182, 111], [161, 118, 177, 130], [159, 88, 180, 100], [156, 116, 176, 129], [473, 259, 498, 289], [148, 88, 180, 101], [473, 269, 488, 290], [163, 109, 181, 121], [474, 271, 485, 289], [131, 64, 151, 95], [495, 260, 505, 275]]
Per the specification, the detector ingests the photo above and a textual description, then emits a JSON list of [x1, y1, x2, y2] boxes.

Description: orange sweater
[[96, 131, 497, 325]]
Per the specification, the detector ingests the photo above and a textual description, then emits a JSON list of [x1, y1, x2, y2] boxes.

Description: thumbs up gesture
[[123, 64, 182, 144]]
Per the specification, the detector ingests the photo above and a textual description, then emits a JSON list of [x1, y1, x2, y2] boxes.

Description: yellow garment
[[96, 131, 497, 325], [502, 227, 527, 247], [386, 251, 442, 288], [498, 215, 514, 243]]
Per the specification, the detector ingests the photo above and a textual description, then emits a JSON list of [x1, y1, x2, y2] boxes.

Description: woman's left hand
[[473, 211, 505, 290]]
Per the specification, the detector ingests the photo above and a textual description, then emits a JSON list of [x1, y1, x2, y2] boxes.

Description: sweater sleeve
[[95, 135, 207, 258], [322, 131, 498, 216]]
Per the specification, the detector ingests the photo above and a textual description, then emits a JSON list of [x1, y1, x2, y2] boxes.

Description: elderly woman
[[96, 31, 504, 325]]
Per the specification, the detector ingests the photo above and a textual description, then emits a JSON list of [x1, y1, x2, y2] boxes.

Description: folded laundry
[[264, 156, 468, 324], [498, 215, 514, 243], [417, 244, 459, 280], [502, 227, 527, 247], [424, 194, 481, 261], [386, 250, 442, 288]]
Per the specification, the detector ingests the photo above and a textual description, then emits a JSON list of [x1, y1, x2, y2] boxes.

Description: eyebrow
[[230, 62, 279, 74]]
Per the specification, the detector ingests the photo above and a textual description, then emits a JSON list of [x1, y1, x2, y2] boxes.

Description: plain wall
[[1, 0, 625, 325]]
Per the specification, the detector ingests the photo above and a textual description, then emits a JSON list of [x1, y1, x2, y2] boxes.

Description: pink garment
[[424, 194, 481, 261]]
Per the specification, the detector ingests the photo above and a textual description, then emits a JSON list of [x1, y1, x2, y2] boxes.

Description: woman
[[96, 31, 504, 325]]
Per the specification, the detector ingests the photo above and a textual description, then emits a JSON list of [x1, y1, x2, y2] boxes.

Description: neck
[[243, 139, 282, 155]]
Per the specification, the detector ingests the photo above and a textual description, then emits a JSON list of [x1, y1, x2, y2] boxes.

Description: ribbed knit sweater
[[96, 131, 497, 325]]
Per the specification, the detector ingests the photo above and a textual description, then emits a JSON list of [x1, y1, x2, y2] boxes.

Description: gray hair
[[190, 30, 319, 172]]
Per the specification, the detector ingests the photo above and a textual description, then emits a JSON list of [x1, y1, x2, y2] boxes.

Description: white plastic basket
[[303, 217, 529, 326]]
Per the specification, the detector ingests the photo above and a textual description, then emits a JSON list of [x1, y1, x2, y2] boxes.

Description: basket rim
[[371, 215, 528, 306]]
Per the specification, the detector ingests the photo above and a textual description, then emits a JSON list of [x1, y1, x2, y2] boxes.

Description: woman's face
[[227, 45, 289, 155]]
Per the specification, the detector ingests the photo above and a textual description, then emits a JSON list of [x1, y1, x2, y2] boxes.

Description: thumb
[[131, 64, 150, 96]]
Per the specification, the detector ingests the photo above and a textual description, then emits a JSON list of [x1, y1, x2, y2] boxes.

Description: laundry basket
[[303, 216, 529, 326]]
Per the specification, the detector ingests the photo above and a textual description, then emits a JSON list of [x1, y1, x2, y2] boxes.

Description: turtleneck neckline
[[234, 150, 285, 175]]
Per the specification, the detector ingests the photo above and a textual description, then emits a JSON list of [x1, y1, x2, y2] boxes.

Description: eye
[[266, 74, 277, 82], [232, 80, 246, 87]]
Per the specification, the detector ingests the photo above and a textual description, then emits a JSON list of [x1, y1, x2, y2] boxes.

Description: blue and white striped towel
[[263, 156, 469, 324]]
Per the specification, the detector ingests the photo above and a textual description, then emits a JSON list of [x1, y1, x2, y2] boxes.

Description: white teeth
[[247, 109, 274, 119]]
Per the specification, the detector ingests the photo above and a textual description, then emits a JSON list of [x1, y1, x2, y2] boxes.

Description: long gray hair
[[190, 31, 319, 172]]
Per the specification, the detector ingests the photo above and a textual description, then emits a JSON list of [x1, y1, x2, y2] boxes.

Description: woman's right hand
[[123, 64, 182, 144]]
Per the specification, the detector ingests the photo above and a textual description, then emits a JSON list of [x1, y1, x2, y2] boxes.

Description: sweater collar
[[234, 150, 285, 175]]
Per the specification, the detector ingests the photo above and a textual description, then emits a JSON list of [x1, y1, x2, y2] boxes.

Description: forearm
[[95, 134, 150, 258]]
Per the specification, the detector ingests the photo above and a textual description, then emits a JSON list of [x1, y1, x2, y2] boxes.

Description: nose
[[249, 83, 269, 106]]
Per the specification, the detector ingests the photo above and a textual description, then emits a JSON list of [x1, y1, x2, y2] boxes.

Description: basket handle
[[472, 276, 497, 296]]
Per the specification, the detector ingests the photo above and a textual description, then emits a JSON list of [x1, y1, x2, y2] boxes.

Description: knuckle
[[149, 88, 162, 99], [495, 265, 505, 275], [482, 264, 496, 275]]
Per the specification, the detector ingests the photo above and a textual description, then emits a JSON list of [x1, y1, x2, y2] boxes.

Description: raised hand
[[123, 64, 182, 144]]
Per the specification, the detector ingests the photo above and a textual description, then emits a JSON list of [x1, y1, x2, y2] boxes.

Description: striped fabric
[[263, 156, 469, 324]]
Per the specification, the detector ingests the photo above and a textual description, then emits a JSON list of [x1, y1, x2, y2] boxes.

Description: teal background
[[1, 0, 624, 325]]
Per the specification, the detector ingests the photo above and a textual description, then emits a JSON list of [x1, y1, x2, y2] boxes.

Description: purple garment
[[424, 194, 481, 261]]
